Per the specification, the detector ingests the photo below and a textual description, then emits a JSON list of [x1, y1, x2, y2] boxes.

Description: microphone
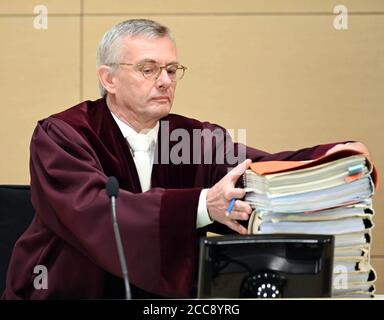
[[106, 176, 132, 300]]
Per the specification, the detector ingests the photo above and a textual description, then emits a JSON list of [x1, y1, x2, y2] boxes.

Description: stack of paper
[[244, 150, 378, 298]]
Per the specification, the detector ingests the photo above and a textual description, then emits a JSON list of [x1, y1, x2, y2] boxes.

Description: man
[[2, 19, 368, 299]]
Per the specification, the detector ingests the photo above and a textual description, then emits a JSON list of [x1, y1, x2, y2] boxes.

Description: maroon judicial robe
[[2, 98, 339, 299]]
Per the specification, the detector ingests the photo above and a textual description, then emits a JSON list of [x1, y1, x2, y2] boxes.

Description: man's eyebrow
[[139, 58, 157, 63], [138, 58, 180, 65]]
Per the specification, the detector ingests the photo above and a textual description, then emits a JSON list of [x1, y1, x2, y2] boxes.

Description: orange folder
[[249, 149, 378, 190]]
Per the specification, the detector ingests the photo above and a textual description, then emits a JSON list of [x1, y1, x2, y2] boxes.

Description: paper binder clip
[[348, 164, 364, 176]]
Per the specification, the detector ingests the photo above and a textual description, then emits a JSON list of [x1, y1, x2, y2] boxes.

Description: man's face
[[111, 35, 178, 125]]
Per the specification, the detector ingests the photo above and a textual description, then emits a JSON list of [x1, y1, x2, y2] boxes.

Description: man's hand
[[206, 159, 253, 235], [325, 142, 371, 160]]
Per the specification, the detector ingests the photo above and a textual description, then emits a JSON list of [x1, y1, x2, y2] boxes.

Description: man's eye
[[142, 67, 155, 74], [167, 66, 178, 74]]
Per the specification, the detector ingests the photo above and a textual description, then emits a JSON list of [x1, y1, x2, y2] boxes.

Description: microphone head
[[106, 176, 119, 198]]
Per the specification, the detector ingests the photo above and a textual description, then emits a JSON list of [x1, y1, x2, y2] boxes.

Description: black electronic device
[[197, 234, 334, 298]]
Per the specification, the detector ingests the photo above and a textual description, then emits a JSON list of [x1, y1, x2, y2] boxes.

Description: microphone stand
[[108, 177, 132, 300]]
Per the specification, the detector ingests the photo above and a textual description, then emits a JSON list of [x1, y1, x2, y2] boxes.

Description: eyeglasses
[[110, 61, 187, 81]]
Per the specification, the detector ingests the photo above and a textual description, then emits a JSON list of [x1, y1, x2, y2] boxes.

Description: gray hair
[[96, 19, 175, 97]]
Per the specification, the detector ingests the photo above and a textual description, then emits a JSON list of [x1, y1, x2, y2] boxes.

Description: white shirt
[[111, 112, 213, 228]]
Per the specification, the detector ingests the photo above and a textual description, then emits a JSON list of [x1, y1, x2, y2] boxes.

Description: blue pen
[[226, 198, 236, 214]]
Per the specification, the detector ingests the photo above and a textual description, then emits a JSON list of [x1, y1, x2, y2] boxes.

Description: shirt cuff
[[196, 188, 213, 228]]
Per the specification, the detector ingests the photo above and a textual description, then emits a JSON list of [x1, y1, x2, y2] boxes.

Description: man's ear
[[97, 65, 116, 95]]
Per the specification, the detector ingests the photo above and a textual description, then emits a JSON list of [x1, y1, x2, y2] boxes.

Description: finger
[[226, 220, 249, 235], [226, 210, 251, 221], [225, 188, 246, 200], [346, 142, 371, 159], [235, 199, 252, 213], [226, 159, 252, 183], [225, 199, 252, 216], [326, 142, 370, 159]]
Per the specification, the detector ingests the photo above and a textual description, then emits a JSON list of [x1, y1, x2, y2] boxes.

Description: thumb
[[226, 159, 252, 183]]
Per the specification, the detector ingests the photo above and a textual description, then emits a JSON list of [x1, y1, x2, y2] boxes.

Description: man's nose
[[156, 68, 173, 88]]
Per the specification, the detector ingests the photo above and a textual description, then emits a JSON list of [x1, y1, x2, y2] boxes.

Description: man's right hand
[[206, 159, 253, 235]]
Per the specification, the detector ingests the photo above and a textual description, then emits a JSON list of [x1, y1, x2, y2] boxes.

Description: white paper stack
[[245, 152, 377, 298]]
